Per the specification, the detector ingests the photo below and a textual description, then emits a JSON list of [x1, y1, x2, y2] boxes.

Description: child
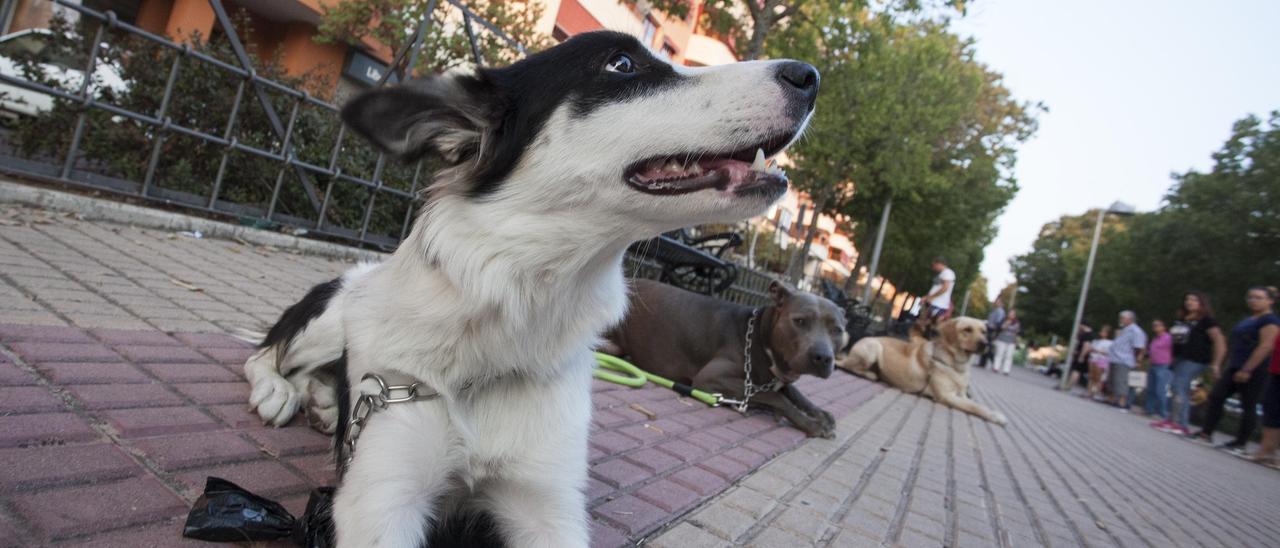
[[1143, 320, 1173, 418]]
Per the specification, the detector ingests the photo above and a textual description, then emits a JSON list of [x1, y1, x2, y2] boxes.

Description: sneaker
[[1149, 419, 1170, 429], [1215, 440, 1246, 451], [1161, 423, 1190, 435], [1186, 431, 1212, 444]]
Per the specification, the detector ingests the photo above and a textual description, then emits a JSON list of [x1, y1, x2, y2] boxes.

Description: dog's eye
[[793, 317, 808, 328], [605, 53, 636, 74]]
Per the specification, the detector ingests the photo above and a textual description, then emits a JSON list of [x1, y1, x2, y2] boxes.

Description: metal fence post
[[59, 17, 110, 180], [140, 47, 187, 197], [207, 0, 323, 213]]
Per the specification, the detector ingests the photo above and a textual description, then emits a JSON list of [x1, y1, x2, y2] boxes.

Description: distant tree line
[[1012, 112, 1280, 342]]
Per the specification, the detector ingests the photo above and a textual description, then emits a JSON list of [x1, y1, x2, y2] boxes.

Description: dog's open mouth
[[624, 134, 793, 197]]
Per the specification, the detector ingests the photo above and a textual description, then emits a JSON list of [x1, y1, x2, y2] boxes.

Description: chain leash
[[734, 308, 783, 413], [343, 372, 439, 466]]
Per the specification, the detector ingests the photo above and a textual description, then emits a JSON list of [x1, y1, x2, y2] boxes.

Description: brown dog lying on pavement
[[601, 279, 846, 438], [839, 317, 1008, 425]]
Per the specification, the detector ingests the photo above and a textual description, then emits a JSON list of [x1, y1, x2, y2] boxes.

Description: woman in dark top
[[1065, 323, 1095, 391], [1249, 329, 1280, 466], [1191, 287, 1280, 450], [1157, 292, 1226, 435]]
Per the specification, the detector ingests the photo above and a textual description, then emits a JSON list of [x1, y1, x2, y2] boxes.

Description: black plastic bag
[[182, 476, 335, 547]]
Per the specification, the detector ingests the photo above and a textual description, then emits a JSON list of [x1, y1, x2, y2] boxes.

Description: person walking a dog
[[1153, 292, 1226, 435], [992, 310, 1021, 375], [1191, 286, 1280, 451], [1108, 311, 1147, 410], [920, 256, 956, 332], [981, 297, 1007, 368]]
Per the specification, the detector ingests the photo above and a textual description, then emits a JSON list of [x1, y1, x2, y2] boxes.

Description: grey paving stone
[[648, 522, 728, 548]]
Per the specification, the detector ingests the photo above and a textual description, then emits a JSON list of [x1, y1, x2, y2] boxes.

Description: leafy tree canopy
[[1011, 112, 1280, 340], [316, 0, 553, 74]]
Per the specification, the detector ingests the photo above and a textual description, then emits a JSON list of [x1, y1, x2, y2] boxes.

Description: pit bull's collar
[[755, 306, 794, 386], [736, 308, 785, 412]]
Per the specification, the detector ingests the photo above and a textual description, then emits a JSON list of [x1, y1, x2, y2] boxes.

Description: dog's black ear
[[341, 74, 497, 164], [768, 280, 793, 306]]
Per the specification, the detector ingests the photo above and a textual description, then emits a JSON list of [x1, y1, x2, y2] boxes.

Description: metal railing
[[0, 0, 514, 250], [0, 0, 815, 309]]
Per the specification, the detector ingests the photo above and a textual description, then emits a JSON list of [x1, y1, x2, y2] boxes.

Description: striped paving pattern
[[651, 369, 1280, 547]]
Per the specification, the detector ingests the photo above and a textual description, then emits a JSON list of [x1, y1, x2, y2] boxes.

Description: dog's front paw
[[249, 375, 302, 427], [819, 408, 836, 429], [305, 380, 340, 435], [990, 411, 1009, 426], [797, 415, 835, 439]]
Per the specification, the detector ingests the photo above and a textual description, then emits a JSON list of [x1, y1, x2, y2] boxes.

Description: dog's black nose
[[810, 350, 834, 368], [777, 61, 819, 99]]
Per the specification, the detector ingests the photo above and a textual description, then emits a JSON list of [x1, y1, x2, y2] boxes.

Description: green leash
[[592, 352, 725, 407]]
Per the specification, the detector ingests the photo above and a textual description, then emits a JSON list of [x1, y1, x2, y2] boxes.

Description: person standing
[[920, 256, 956, 332], [1108, 311, 1147, 410], [1155, 292, 1226, 435], [1143, 319, 1173, 419], [1066, 323, 1095, 391], [982, 297, 1007, 368], [1248, 329, 1280, 467], [1191, 287, 1280, 451], [1087, 325, 1114, 399], [992, 310, 1021, 375]]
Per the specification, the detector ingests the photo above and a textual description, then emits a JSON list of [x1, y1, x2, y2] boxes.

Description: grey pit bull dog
[[602, 278, 846, 438]]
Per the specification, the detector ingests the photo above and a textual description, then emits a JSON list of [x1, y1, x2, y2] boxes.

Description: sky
[[948, 0, 1280, 297]]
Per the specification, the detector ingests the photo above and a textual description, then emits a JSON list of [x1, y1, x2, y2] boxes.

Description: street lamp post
[[861, 197, 893, 304], [1059, 201, 1136, 390]]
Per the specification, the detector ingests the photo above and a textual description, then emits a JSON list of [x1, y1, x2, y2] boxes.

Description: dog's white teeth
[[664, 160, 685, 173], [688, 163, 704, 175], [751, 148, 766, 171]]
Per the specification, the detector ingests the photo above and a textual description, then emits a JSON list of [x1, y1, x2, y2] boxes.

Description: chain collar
[[343, 372, 439, 466], [735, 307, 783, 412]]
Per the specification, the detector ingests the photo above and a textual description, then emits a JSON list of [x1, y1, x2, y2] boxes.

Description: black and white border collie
[[242, 31, 818, 547]]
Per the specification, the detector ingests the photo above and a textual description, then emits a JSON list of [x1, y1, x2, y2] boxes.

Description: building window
[[777, 209, 793, 232], [552, 25, 569, 42], [642, 16, 657, 48]]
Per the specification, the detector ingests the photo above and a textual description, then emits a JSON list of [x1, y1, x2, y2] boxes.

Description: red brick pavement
[[0, 323, 881, 547]]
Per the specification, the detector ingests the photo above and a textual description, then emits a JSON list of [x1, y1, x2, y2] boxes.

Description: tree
[[649, 0, 968, 61], [1011, 112, 1280, 340], [316, 0, 554, 74], [964, 274, 990, 318], [1008, 211, 1131, 339], [761, 8, 1037, 301]]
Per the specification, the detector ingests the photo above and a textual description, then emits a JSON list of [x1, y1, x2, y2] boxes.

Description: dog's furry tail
[[230, 325, 268, 346]]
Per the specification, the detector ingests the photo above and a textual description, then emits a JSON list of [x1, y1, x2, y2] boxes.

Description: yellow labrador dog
[[839, 317, 1008, 425]]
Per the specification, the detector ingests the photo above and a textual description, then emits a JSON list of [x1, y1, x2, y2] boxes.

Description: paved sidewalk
[[0, 202, 884, 546], [4, 201, 1280, 547], [649, 369, 1280, 547]]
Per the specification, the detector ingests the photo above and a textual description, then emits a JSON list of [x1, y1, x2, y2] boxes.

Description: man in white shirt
[[925, 257, 956, 316], [916, 256, 956, 335]]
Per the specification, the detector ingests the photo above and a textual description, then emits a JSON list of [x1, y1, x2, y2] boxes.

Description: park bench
[[628, 228, 743, 296]]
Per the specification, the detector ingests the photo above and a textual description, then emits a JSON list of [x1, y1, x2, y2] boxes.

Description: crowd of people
[[1061, 287, 1280, 468]]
